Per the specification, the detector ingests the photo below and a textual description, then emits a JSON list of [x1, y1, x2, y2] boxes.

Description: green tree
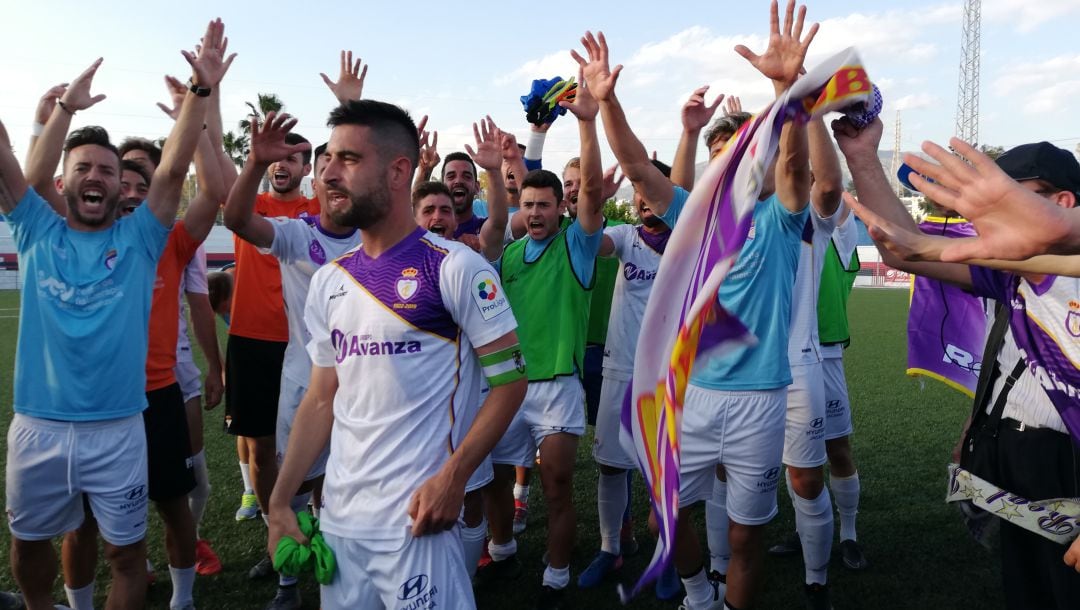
[[222, 131, 248, 167], [979, 144, 1005, 160], [603, 198, 637, 223]]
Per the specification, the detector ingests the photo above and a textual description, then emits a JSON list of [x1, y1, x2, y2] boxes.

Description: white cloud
[[992, 54, 1080, 114], [494, 49, 577, 87], [892, 93, 938, 110], [984, 0, 1080, 33]]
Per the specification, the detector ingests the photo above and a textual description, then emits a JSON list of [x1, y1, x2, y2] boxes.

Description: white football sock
[[597, 472, 627, 555], [706, 479, 730, 575], [682, 567, 719, 609], [462, 518, 487, 577], [168, 565, 195, 610], [513, 483, 529, 504], [64, 583, 94, 610], [831, 471, 860, 541], [189, 450, 211, 536], [488, 538, 517, 562], [542, 565, 570, 589], [792, 486, 834, 585], [239, 461, 253, 493]]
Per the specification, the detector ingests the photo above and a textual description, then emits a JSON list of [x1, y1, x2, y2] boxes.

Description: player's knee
[[788, 466, 825, 499], [104, 540, 146, 575], [727, 522, 760, 556], [825, 439, 854, 475]]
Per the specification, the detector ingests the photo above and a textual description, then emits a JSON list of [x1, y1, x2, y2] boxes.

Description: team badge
[[309, 240, 327, 265], [104, 249, 118, 270], [396, 267, 419, 301], [1067, 309, 1080, 338], [746, 221, 756, 241]]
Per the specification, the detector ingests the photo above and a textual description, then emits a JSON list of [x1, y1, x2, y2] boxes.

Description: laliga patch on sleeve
[[471, 269, 510, 321]]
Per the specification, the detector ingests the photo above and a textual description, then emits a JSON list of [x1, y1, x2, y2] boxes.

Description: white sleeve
[[268, 218, 309, 263], [832, 211, 860, 265], [304, 265, 338, 367], [810, 196, 843, 237], [440, 247, 518, 349], [604, 224, 633, 260], [183, 246, 209, 295]]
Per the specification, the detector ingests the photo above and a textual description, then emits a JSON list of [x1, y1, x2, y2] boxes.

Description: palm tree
[[234, 93, 286, 189], [222, 131, 248, 167]]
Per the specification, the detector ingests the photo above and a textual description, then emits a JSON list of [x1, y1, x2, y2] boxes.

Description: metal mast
[[891, 111, 902, 196], [955, 0, 981, 144]]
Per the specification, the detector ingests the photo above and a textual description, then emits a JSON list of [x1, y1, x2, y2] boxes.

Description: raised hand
[[156, 75, 188, 120], [320, 50, 367, 104], [570, 31, 622, 103], [465, 116, 503, 172], [735, 0, 819, 88], [904, 138, 1077, 262], [418, 127, 440, 175], [500, 131, 521, 162], [559, 67, 599, 121], [35, 83, 69, 124], [601, 164, 625, 201], [249, 112, 311, 165], [58, 58, 106, 112], [724, 95, 743, 116], [831, 116, 883, 160], [682, 85, 724, 132], [182, 18, 236, 89]]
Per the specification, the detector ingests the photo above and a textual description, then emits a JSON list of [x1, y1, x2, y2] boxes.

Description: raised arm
[[808, 117, 843, 217], [560, 67, 604, 235], [735, 0, 819, 212], [574, 31, 674, 214], [149, 19, 235, 228], [408, 331, 526, 536], [320, 50, 368, 105], [224, 112, 311, 248], [26, 59, 107, 214], [26, 83, 68, 173], [671, 85, 723, 190], [469, 117, 509, 261], [0, 119, 28, 214]]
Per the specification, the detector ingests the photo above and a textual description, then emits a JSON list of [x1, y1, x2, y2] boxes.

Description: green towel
[[273, 512, 337, 585]]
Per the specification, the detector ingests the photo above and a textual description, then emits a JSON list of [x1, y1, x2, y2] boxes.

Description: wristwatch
[[187, 78, 212, 97]]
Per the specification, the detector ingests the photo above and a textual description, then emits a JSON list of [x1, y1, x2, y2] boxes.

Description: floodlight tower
[[890, 111, 902, 196], [955, 0, 981, 145]]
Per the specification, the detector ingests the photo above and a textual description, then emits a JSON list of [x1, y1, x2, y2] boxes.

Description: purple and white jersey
[[304, 227, 516, 540], [602, 225, 669, 381], [788, 201, 842, 366], [269, 217, 360, 386], [971, 268, 1080, 441]]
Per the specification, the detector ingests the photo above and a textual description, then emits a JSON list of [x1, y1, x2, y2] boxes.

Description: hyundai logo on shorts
[[125, 485, 146, 501], [398, 574, 429, 600], [763, 467, 780, 481], [810, 417, 824, 429]]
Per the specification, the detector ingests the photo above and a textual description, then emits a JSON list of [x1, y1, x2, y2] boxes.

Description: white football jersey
[[602, 224, 669, 381], [269, 218, 361, 386], [175, 245, 208, 361], [788, 201, 843, 366], [305, 228, 517, 540]]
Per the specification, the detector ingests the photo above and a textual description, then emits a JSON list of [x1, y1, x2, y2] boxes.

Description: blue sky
[[4, 0, 1080, 176]]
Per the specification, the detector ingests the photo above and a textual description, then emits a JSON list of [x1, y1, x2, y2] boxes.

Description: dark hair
[[704, 112, 753, 148], [207, 271, 234, 313], [284, 132, 312, 166], [520, 169, 563, 203], [120, 159, 152, 186], [441, 152, 477, 180], [63, 126, 120, 163], [517, 143, 526, 153], [651, 158, 672, 178], [327, 100, 419, 169], [411, 180, 452, 208], [118, 137, 162, 168], [313, 142, 328, 172]]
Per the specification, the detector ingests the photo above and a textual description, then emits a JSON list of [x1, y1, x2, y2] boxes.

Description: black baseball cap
[[995, 142, 1080, 196]]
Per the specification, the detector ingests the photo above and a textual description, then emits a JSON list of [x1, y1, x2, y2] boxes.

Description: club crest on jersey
[[746, 220, 756, 241], [396, 267, 420, 301], [104, 249, 118, 270], [1067, 305, 1080, 338]]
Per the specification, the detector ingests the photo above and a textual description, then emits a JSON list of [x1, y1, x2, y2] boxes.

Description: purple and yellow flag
[[907, 217, 990, 397], [618, 48, 873, 601]]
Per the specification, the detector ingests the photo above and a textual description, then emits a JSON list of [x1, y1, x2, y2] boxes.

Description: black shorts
[[225, 335, 286, 438], [144, 383, 196, 502]]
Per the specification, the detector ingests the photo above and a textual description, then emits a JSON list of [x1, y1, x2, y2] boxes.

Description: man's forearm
[[187, 292, 222, 373], [598, 94, 672, 213], [479, 171, 509, 261], [846, 154, 919, 231], [223, 159, 271, 245], [441, 379, 526, 487], [808, 118, 842, 217], [670, 127, 700, 191], [577, 117, 604, 231], [26, 105, 72, 201]]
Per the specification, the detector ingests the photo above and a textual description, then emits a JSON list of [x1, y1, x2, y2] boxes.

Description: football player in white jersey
[[267, 99, 526, 610], [224, 111, 362, 609]]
